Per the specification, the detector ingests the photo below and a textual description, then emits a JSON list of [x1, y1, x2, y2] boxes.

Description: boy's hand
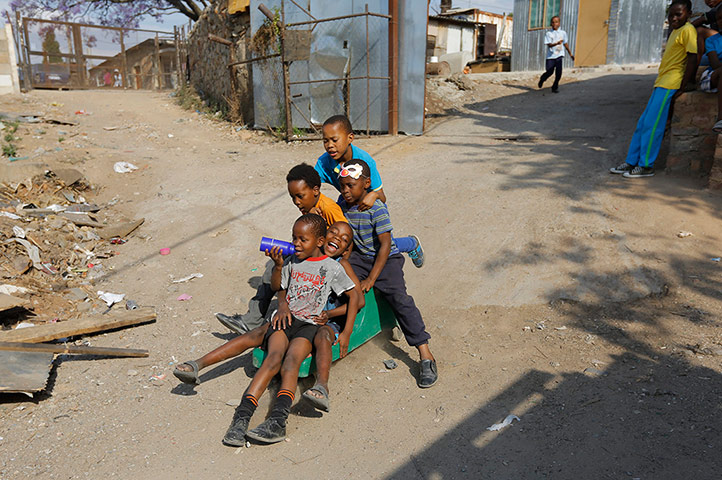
[[265, 245, 285, 267], [310, 206, 323, 216], [358, 191, 378, 211], [273, 304, 292, 329], [338, 331, 351, 358], [313, 311, 329, 325], [360, 278, 375, 293]]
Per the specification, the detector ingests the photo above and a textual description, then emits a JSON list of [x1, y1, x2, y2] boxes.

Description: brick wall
[[187, 3, 253, 124], [667, 91, 717, 175]]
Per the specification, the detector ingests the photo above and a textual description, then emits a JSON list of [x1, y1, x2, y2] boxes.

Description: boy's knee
[[315, 327, 333, 346], [263, 352, 283, 372]]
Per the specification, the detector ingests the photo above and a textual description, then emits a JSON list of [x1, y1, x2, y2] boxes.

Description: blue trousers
[[625, 87, 676, 168]]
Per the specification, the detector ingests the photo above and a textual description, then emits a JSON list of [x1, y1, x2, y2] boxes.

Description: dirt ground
[[1, 68, 722, 479]]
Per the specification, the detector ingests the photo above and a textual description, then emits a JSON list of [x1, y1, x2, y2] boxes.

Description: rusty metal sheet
[[285, 30, 311, 61], [0, 350, 54, 394]]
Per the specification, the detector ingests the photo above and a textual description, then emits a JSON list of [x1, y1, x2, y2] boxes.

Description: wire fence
[[15, 15, 187, 91]]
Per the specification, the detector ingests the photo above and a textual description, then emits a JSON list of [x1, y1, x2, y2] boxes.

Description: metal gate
[[14, 14, 187, 91], [246, 1, 398, 140]]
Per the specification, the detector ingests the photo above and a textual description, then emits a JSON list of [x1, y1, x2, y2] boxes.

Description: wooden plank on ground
[[0, 293, 30, 312], [0, 350, 54, 393], [0, 342, 149, 358], [0, 308, 156, 343]]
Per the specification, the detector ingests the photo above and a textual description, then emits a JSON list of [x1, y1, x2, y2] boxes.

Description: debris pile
[[0, 168, 144, 326]]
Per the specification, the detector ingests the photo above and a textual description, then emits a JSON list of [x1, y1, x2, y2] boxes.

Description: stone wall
[[188, 2, 253, 124], [667, 91, 717, 175]]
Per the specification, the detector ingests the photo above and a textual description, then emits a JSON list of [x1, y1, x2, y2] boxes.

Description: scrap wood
[[0, 341, 149, 358], [0, 350, 54, 394], [98, 218, 144, 240], [0, 293, 31, 311], [0, 307, 156, 343], [61, 212, 105, 228]]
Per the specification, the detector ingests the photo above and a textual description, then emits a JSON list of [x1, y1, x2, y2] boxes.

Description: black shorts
[[263, 315, 319, 348]]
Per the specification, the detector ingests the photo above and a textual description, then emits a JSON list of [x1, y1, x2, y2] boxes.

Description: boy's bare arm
[[273, 290, 292, 329], [711, 51, 721, 70], [338, 287, 359, 358], [675, 52, 699, 99], [359, 188, 387, 211], [360, 232, 391, 293], [265, 246, 285, 291], [340, 258, 365, 309], [564, 43, 575, 61]]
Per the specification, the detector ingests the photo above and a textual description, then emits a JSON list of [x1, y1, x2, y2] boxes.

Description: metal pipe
[[388, 0, 398, 135], [258, 3, 276, 21], [288, 75, 389, 85], [208, 33, 232, 46], [227, 53, 281, 67], [288, 0, 316, 20], [22, 16, 173, 34], [286, 11, 391, 28], [366, 4, 370, 137]]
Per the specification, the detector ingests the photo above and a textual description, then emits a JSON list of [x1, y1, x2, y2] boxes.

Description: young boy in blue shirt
[[315, 115, 425, 268], [698, 7, 722, 132], [337, 159, 438, 388], [610, 0, 697, 178]]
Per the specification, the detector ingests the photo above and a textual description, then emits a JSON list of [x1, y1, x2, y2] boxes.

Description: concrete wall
[[188, 2, 253, 123], [0, 24, 20, 95]]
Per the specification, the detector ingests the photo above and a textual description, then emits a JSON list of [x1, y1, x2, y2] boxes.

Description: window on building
[[529, 0, 562, 30]]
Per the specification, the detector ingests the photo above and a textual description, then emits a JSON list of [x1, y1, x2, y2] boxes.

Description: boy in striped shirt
[[338, 159, 438, 388]]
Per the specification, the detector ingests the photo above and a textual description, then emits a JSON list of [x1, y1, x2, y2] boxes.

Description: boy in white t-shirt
[[538, 16, 575, 93]]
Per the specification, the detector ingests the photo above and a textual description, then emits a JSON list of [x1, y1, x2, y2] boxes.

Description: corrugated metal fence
[[511, 0, 579, 72], [607, 0, 666, 65], [512, 0, 666, 72]]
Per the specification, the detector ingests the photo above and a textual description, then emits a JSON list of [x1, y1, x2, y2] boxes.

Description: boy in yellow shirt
[[610, 0, 697, 178]]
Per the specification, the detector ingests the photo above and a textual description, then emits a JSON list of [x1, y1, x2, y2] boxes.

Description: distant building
[[88, 38, 177, 90], [428, 8, 513, 61], [511, 0, 667, 72]]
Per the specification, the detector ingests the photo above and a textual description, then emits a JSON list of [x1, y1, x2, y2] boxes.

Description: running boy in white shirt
[[538, 16, 575, 93]]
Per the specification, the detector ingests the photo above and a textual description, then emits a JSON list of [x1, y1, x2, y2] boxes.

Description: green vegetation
[[1, 121, 19, 158]]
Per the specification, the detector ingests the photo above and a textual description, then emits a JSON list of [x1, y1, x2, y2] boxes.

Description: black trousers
[[540, 57, 563, 91], [349, 252, 430, 347]]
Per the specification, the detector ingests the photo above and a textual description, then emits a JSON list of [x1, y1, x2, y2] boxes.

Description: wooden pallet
[[252, 290, 398, 377]]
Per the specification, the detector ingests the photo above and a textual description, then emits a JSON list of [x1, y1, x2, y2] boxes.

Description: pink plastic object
[[159, 248, 171, 255], [177, 293, 192, 301]]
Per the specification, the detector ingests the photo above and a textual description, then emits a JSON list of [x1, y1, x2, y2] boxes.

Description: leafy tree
[[9, 0, 210, 28]]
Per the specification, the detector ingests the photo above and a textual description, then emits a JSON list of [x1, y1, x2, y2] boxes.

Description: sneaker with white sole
[[407, 235, 425, 268], [623, 166, 655, 178], [713, 119, 722, 133], [610, 162, 634, 174]]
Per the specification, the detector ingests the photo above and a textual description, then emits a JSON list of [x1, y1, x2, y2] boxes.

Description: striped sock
[[270, 389, 294, 424], [238, 394, 258, 418]]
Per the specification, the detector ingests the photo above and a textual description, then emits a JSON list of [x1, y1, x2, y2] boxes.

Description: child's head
[[324, 221, 353, 258], [286, 163, 321, 215], [668, 0, 692, 29], [550, 16, 560, 30], [292, 213, 327, 260], [322, 115, 354, 163], [338, 159, 371, 206]]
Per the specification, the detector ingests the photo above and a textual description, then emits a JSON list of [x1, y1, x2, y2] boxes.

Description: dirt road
[[1, 69, 722, 479]]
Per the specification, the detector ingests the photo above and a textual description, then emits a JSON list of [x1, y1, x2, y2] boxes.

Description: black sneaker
[[623, 166, 655, 178], [610, 162, 634, 174], [246, 417, 286, 444], [551, 88, 559, 93], [222, 409, 250, 447], [418, 359, 438, 388], [215, 312, 250, 335], [538, 77, 544, 89]]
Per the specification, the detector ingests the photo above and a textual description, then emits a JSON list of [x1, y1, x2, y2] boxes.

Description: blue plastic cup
[[260, 237, 295, 256]]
